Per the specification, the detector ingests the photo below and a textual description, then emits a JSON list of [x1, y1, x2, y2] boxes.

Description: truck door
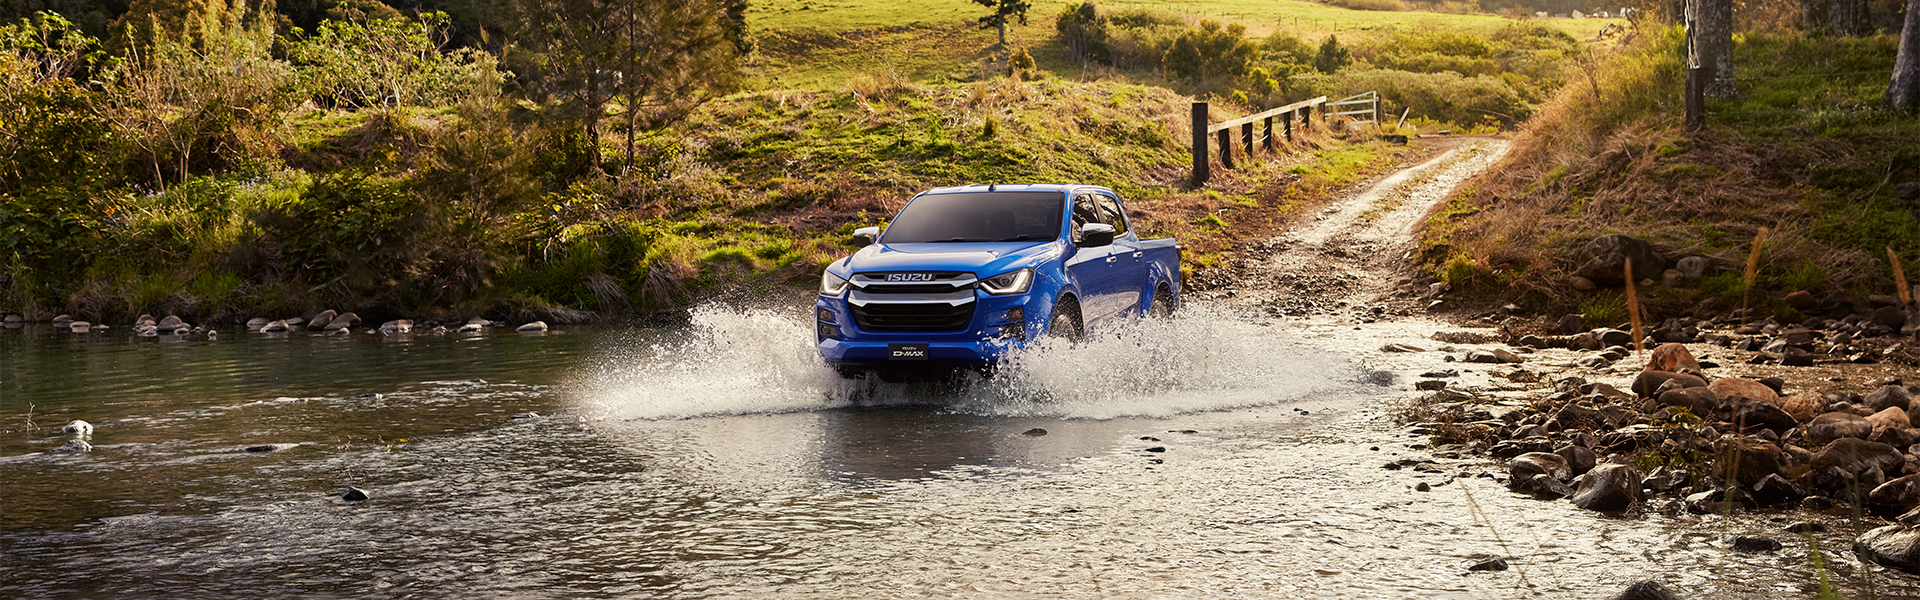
[[1093, 193, 1143, 317], [1065, 193, 1119, 324]]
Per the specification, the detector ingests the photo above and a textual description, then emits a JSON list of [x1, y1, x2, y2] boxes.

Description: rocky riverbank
[[0, 308, 553, 338], [1395, 295, 1920, 575]]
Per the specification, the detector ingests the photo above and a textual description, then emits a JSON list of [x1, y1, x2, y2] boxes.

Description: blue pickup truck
[[815, 183, 1181, 379]]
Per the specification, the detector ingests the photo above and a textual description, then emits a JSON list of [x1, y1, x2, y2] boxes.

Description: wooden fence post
[[1373, 94, 1383, 129], [1241, 122, 1254, 157], [1262, 116, 1274, 151], [1191, 102, 1208, 186], [1217, 129, 1234, 169], [1283, 111, 1293, 142]]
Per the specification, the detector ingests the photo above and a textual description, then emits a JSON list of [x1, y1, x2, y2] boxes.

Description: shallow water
[[2, 305, 1914, 598]]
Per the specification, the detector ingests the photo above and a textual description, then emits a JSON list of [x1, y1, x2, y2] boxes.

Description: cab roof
[[919, 183, 1113, 196]]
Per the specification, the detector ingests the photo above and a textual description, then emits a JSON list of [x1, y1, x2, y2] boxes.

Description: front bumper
[[815, 293, 1034, 365]]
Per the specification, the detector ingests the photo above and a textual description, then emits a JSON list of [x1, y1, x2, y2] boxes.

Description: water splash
[[576, 302, 1359, 420]]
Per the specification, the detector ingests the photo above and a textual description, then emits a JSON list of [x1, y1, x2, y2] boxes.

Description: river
[[2, 303, 1914, 598]]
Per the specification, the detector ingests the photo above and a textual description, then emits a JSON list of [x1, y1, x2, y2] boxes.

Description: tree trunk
[[1699, 0, 1738, 97], [1831, 0, 1870, 35], [1892, 0, 1920, 109]]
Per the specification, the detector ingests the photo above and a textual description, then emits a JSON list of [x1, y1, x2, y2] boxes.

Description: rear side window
[[1094, 194, 1129, 236], [880, 192, 1065, 243]]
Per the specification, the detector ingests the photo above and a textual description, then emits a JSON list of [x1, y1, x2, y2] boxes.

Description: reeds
[[1626, 257, 1643, 355], [1742, 226, 1769, 323]]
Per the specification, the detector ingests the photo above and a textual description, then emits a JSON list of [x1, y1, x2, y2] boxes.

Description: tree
[[1693, 0, 1737, 97], [1163, 20, 1256, 94], [1314, 34, 1351, 74], [508, 0, 737, 175], [972, 0, 1029, 47], [1056, 2, 1107, 63], [289, 12, 489, 113], [1892, 0, 1920, 109]]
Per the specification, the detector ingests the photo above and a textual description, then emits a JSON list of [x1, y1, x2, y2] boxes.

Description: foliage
[[1163, 20, 1258, 95], [1314, 35, 1353, 74], [971, 0, 1030, 45], [288, 12, 489, 111], [1056, 2, 1106, 63]]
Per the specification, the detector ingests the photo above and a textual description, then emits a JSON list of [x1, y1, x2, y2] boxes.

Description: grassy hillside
[[1419, 25, 1919, 320]]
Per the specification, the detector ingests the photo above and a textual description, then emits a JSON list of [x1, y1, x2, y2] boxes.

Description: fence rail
[[1189, 91, 1379, 186], [1330, 91, 1382, 125]]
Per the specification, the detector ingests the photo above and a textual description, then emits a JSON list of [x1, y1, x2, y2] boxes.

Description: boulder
[[61, 420, 92, 436], [47, 439, 92, 454], [1711, 378, 1781, 407], [1596, 329, 1634, 347], [1568, 332, 1604, 351], [1810, 438, 1905, 479], [1868, 407, 1913, 433], [1551, 401, 1614, 431], [1645, 343, 1703, 373], [1866, 385, 1914, 413], [1528, 474, 1575, 499], [323, 312, 360, 331], [1809, 412, 1876, 446], [1871, 474, 1920, 516], [1718, 437, 1784, 485], [516, 321, 550, 333], [1783, 394, 1827, 422], [1603, 580, 1680, 600], [306, 310, 337, 331], [1575, 234, 1668, 286], [1555, 444, 1597, 476], [1572, 463, 1644, 511], [1737, 401, 1799, 433], [1633, 371, 1707, 398], [245, 317, 270, 330], [1874, 306, 1909, 330], [1863, 524, 1920, 578], [457, 322, 484, 333], [378, 320, 413, 334], [1750, 473, 1806, 507], [156, 315, 186, 329], [1510, 452, 1572, 482], [1657, 387, 1719, 417], [1676, 256, 1712, 279], [1558, 314, 1587, 334]]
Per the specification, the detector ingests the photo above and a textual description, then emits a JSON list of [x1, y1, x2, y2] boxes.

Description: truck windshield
[[879, 192, 1064, 243]]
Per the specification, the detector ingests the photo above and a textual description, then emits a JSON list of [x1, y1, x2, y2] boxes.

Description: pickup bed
[[815, 183, 1181, 379]]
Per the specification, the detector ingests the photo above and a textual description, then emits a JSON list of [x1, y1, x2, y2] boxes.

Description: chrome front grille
[[848, 272, 977, 332]]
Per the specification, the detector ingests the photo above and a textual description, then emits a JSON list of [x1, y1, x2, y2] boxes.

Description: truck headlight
[[820, 271, 851, 296], [977, 268, 1033, 295]]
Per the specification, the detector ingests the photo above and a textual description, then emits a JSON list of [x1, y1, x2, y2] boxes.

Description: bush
[[1162, 20, 1258, 94]]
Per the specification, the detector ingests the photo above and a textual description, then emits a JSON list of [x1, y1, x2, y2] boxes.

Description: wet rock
[[516, 321, 549, 333], [1867, 406, 1911, 433], [1632, 371, 1707, 398], [1718, 437, 1784, 485], [156, 315, 186, 330], [1573, 464, 1644, 511], [1596, 329, 1634, 347], [1575, 234, 1667, 286], [1558, 314, 1587, 334], [1809, 412, 1875, 446], [47, 439, 92, 454], [62, 419, 93, 436], [1144, 447, 1166, 453], [246, 317, 270, 330], [1023, 428, 1047, 436], [1414, 482, 1431, 492], [1510, 452, 1572, 482], [457, 323, 484, 333], [244, 445, 277, 452], [1870, 474, 1920, 516], [1873, 306, 1909, 330], [1737, 402, 1799, 433], [1528, 474, 1575, 499], [1751, 473, 1806, 507], [1491, 437, 1554, 458], [1803, 495, 1839, 510], [1421, 369, 1459, 378], [1729, 536, 1783, 553], [1785, 521, 1829, 534], [1781, 347, 1816, 367], [1782, 290, 1817, 309], [1467, 557, 1509, 571], [1604, 580, 1680, 600], [1415, 380, 1448, 391], [1866, 386, 1914, 413], [1381, 343, 1425, 352], [378, 320, 413, 334], [341, 487, 369, 502], [1783, 395, 1826, 422], [1658, 387, 1719, 418], [1710, 378, 1781, 407], [259, 320, 289, 333], [1857, 524, 1920, 575], [1645, 343, 1702, 373], [1555, 444, 1597, 476], [324, 312, 360, 331], [306, 310, 337, 331], [1810, 438, 1905, 480]]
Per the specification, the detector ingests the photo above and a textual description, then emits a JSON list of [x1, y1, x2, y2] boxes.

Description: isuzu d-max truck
[[814, 183, 1181, 379]]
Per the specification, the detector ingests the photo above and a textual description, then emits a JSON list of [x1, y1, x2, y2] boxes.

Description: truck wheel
[[1049, 298, 1083, 341], [1149, 285, 1176, 318]]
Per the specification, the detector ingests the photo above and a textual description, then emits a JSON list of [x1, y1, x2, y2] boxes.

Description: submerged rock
[[1023, 428, 1047, 436], [1467, 557, 1509, 571], [307, 310, 337, 331], [48, 439, 92, 454], [341, 487, 369, 501], [1729, 536, 1783, 552], [62, 419, 93, 436], [516, 321, 549, 332], [1604, 579, 1680, 600]]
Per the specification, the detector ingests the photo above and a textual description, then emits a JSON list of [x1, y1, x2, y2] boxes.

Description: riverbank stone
[[307, 310, 337, 331], [517, 321, 549, 332], [1809, 412, 1874, 445], [1711, 378, 1781, 407], [1857, 524, 1920, 575], [1604, 579, 1680, 600], [1633, 371, 1707, 398], [1867, 386, 1914, 413], [1573, 463, 1644, 511]]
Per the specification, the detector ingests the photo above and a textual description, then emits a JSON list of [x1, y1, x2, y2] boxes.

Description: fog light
[[817, 308, 835, 323], [1002, 306, 1024, 324], [818, 323, 839, 339], [997, 323, 1025, 340]]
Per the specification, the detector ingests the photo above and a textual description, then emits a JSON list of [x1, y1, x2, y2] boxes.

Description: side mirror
[[851, 226, 880, 248], [1076, 223, 1115, 248]]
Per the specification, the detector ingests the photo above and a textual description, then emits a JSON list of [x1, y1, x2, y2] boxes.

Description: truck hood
[[835, 241, 1062, 277]]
